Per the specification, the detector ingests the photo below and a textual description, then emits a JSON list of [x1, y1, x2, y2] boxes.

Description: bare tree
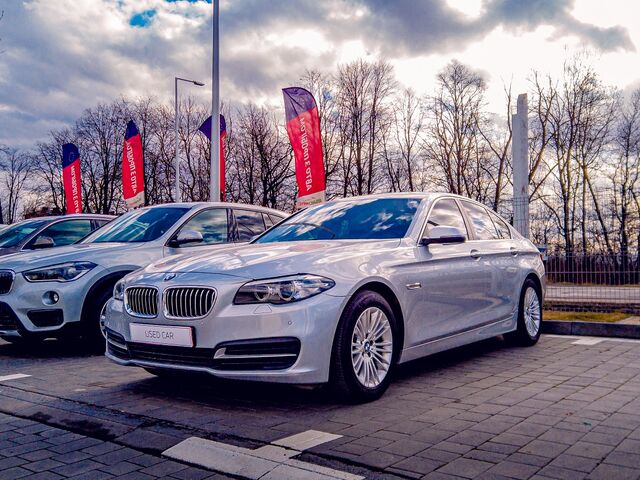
[[611, 88, 640, 267], [382, 88, 425, 192], [424, 61, 493, 203], [0, 146, 32, 223], [335, 60, 396, 196], [230, 105, 294, 210]]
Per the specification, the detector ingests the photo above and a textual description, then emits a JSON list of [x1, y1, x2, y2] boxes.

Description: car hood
[[0, 242, 148, 272], [0, 247, 19, 257], [144, 239, 402, 280]]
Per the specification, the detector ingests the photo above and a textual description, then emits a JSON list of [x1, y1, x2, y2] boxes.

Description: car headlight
[[113, 279, 126, 301], [23, 262, 97, 283], [234, 274, 335, 305]]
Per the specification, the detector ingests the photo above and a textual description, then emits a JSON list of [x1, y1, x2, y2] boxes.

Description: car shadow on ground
[[0, 337, 104, 359], [119, 336, 515, 408]]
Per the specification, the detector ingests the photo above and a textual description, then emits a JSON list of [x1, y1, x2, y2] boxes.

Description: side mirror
[[170, 230, 204, 247], [420, 226, 466, 246], [32, 236, 55, 249]]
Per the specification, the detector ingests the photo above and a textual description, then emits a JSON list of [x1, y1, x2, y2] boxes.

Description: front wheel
[[509, 279, 542, 346], [330, 290, 398, 403]]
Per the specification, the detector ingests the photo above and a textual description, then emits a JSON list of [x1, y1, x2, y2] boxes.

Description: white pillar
[[512, 93, 530, 238]]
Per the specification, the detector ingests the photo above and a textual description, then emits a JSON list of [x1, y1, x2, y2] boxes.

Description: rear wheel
[[330, 290, 398, 402], [510, 279, 542, 346]]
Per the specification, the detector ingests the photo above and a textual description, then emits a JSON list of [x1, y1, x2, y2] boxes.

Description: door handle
[[470, 249, 481, 260], [510, 247, 519, 256]]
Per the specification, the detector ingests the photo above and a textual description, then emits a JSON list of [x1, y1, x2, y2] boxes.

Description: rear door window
[[234, 209, 267, 241], [461, 201, 500, 240], [489, 211, 511, 239]]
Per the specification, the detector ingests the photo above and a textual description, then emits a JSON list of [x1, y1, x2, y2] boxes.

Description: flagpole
[[210, 0, 221, 202]]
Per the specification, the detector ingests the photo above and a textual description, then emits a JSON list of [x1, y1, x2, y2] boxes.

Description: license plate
[[130, 323, 193, 347]]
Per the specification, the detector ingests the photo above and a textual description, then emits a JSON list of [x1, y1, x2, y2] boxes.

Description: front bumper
[[0, 267, 106, 337], [104, 275, 346, 384]]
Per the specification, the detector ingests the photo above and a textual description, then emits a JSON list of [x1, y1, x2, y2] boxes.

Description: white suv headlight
[[234, 274, 335, 305], [23, 262, 97, 283], [113, 279, 126, 301]]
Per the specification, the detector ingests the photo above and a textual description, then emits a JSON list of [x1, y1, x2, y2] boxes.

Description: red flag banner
[[62, 143, 82, 214], [282, 87, 326, 209], [198, 114, 226, 200], [122, 120, 145, 208]]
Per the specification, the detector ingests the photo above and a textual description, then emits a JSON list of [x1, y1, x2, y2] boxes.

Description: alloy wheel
[[523, 287, 541, 337], [351, 306, 393, 388], [99, 303, 108, 339]]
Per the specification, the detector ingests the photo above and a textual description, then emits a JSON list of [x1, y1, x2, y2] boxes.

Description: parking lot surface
[[1, 334, 640, 480]]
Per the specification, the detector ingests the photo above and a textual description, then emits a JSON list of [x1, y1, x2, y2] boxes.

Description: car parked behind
[[0, 202, 287, 345], [0, 214, 114, 256], [104, 193, 545, 402]]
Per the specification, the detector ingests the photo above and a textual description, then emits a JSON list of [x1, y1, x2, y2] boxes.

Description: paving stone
[[23, 458, 65, 472], [51, 459, 104, 476], [520, 440, 569, 458], [603, 450, 640, 468], [538, 429, 585, 445], [484, 461, 539, 480], [99, 460, 141, 475], [0, 467, 32, 480], [548, 454, 597, 473], [437, 458, 493, 478], [0, 457, 27, 471], [391, 456, 444, 475], [564, 441, 614, 460], [380, 438, 429, 456], [587, 463, 640, 480], [169, 467, 214, 480]]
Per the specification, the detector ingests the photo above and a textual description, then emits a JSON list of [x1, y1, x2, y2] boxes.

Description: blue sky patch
[[130, 9, 157, 27]]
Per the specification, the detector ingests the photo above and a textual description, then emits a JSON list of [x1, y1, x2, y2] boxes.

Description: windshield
[[256, 198, 421, 243], [83, 207, 190, 244], [0, 219, 49, 248]]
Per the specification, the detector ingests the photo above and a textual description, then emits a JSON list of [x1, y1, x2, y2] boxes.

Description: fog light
[[43, 291, 59, 305]]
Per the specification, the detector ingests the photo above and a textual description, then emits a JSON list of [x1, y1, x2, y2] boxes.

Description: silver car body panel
[[104, 193, 545, 384]]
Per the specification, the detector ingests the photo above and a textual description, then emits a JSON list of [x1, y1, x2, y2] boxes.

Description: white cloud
[[0, 0, 637, 148]]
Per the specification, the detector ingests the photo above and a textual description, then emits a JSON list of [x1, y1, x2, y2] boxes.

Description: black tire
[[330, 290, 399, 403], [509, 278, 543, 346], [81, 287, 112, 346]]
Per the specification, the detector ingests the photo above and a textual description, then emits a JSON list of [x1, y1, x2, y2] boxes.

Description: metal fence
[[544, 254, 640, 314]]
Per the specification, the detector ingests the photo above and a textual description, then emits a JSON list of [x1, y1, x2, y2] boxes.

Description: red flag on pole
[[198, 114, 226, 200], [122, 120, 145, 208], [282, 87, 326, 209], [62, 143, 82, 214]]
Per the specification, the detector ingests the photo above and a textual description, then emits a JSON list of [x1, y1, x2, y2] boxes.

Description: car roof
[[14, 213, 115, 224], [136, 202, 288, 217], [320, 191, 494, 206]]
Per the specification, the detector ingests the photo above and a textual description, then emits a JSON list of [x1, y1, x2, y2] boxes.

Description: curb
[[542, 320, 640, 339]]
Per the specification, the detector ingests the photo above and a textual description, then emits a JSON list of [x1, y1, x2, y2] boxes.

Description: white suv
[[0, 202, 286, 344]]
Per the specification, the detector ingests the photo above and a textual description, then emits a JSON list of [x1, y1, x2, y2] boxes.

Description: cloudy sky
[[0, 0, 638, 148]]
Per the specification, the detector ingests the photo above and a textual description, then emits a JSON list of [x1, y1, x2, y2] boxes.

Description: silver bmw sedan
[[104, 193, 545, 402]]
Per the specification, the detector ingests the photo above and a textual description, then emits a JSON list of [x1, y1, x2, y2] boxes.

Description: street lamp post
[[174, 77, 204, 202], [210, 0, 221, 202]]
